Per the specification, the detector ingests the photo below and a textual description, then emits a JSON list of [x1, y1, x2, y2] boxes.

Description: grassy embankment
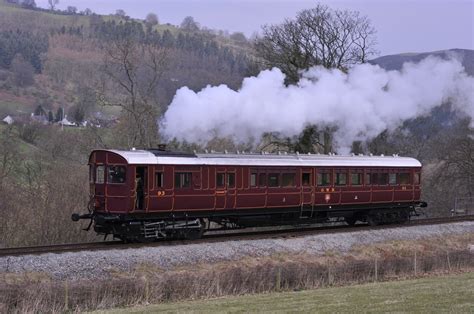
[[98, 271, 474, 313]]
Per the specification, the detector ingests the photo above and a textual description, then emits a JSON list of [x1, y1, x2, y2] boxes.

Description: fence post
[[64, 280, 69, 311], [447, 251, 451, 271], [414, 251, 417, 276], [327, 263, 332, 286], [145, 276, 149, 303], [275, 268, 281, 291], [374, 258, 378, 282]]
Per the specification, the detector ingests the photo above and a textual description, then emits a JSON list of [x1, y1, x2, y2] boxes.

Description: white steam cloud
[[160, 56, 474, 152]]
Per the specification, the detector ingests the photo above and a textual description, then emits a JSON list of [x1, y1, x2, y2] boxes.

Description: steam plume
[[160, 56, 473, 152]]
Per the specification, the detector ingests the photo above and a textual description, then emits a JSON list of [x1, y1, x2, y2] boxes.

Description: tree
[[66, 6, 77, 14], [48, 110, 54, 123], [255, 4, 377, 84], [115, 9, 127, 18], [83, 8, 92, 15], [180, 16, 200, 32], [230, 32, 247, 42], [100, 36, 168, 148], [254, 3, 377, 153], [55, 107, 64, 122], [145, 12, 159, 27], [69, 86, 96, 123], [21, 0, 36, 9], [10, 54, 35, 87], [48, 0, 59, 10]]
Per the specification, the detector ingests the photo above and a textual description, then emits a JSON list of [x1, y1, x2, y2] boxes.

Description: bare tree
[[255, 4, 377, 84], [180, 16, 200, 32], [10, 54, 35, 87], [66, 6, 77, 14], [48, 0, 59, 10], [115, 9, 127, 18], [145, 12, 159, 27], [99, 37, 168, 148]]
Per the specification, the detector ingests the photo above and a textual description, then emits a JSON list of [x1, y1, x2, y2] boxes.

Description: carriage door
[[301, 169, 313, 207], [135, 166, 148, 211], [226, 171, 236, 209]]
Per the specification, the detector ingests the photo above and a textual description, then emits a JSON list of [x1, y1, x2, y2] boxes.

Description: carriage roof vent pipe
[[131, 147, 136, 151], [369, 153, 373, 156], [351, 153, 355, 156], [381, 154, 385, 157], [224, 150, 228, 154], [296, 151, 300, 155], [359, 153, 364, 156]]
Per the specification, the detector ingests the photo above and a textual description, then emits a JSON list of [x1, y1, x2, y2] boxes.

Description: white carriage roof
[[106, 149, 422, 168]]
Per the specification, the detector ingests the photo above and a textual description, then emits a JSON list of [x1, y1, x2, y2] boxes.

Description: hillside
[[0, 1, 255, 120], [370, 48, 474, 75]]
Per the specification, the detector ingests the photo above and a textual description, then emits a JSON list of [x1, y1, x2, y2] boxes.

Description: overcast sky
[[35, 0, 473, 56]]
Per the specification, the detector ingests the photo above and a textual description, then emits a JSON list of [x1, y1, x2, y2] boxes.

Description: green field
[[97, 272, 474, 313]]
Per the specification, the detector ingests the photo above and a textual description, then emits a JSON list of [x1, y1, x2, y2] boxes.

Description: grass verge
[[97, 271, 474, 313]]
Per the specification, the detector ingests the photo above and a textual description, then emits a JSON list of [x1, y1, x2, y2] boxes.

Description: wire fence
[[1, 249, 473, 312]]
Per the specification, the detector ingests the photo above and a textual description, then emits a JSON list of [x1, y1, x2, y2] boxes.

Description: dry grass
[[1, 234, 473, 312], [97, 271, 474, 313]]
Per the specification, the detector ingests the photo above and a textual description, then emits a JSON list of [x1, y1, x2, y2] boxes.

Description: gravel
[[1, 222, 473, 281]]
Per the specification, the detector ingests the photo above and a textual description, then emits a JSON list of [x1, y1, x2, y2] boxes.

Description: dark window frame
[[351, 172, 363, 186], [155, 172, 164, 188], [107, 165, 127, 184], [302, 172, 311, 186], [282, 172, 296, 187], [227, 172, 236, 188], [398, 172, 411, 185], [317, 171, 331, 186], [259, 173, 267, 187], [335, 171, 347, 186], [216, 172, 225, 188], [268, 173, 280, 187], [175, 172, 192, 189]]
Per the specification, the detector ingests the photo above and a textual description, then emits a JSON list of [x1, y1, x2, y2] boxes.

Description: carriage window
[[371, 173, 388, 185], [365, 173, 371, 185], [259, 173, 266, 187], [89, 165, 95, 183], [351, 173, 362, 185], [227, 173, 235, 188], [268, 173, 279, 187], [108, 165, 126, 184], [250, 173, 257, 187], [389, 173, 397, 185], [96, 165, 105, 184], [317, 172, 331, 186], [175, 172, 191, 188], [302, 173, 311, 186], [155, 172, 164, 188], [335, 172, 347, 186], [282, 173, 296, 187], [414, 173, 420, 185], [399, 173, 411, 185], [216, 173, 225, 188]]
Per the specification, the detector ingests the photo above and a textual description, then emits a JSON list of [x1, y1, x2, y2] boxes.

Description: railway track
[[1, 215, 473, 257]]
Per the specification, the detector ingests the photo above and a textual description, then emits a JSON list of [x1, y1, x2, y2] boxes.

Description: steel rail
[[1, 215, 472, 257]]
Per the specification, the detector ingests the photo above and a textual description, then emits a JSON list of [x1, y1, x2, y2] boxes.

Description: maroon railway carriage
[[72, 148, 427, 241]]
